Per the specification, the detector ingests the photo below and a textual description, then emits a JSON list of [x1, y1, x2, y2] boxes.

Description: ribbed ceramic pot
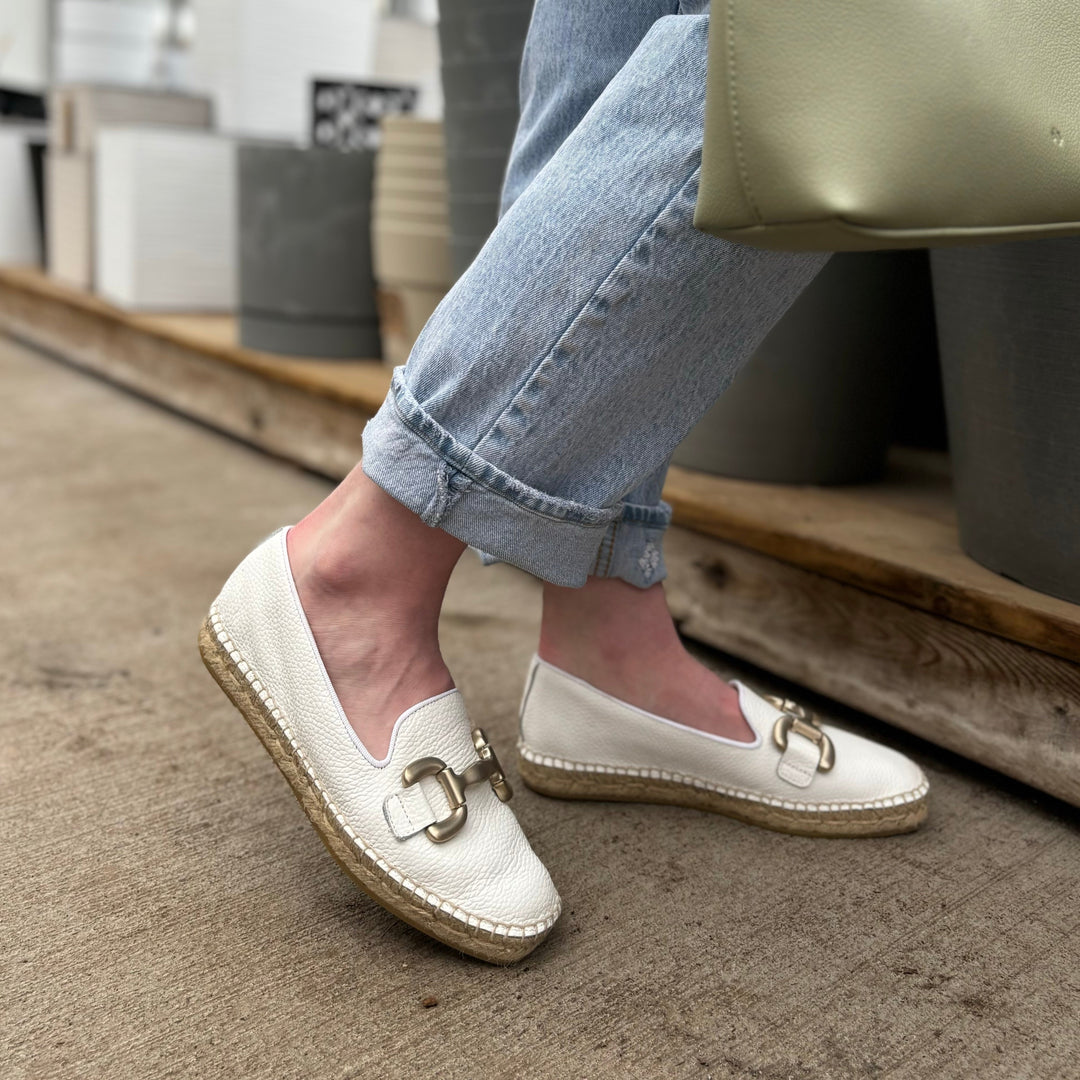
[[673, 251, 936, 485], [239, 145, 379, 359], [931, 240, 1080, 604], [438, 0, 532, 277], [372, 116, 452, 366]]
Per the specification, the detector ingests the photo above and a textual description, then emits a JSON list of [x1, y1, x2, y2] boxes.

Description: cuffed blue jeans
[[362, 0, 829, 587]]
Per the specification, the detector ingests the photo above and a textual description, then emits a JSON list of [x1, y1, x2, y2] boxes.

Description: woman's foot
[[529, 575, 928, 837], [285, 466, 466, 760], [200, 523, 561, 961], [539, 576, 756, 744], [517, 657, 929, 836]]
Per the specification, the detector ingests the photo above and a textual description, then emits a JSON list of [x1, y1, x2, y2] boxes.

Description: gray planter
[[445, 149, 509, 198], [441, 56, 522, 110], [450, 235, 491, 275], [673, 252, 935, 485], [447, 194, 500, 239], [931, 240, 1080, 604], [238, 145, 380, 359], [437, 6, 534, 62], [438, 0, 532, 277], [443, 104, 521, 155]]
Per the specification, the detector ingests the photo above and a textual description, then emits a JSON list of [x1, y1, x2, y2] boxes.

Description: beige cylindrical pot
[[372, 116, 453, 366]]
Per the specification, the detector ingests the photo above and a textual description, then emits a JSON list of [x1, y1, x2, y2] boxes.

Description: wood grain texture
[[7, 333, 1080, 1079], [0, 265, 391, 413], [4, 263, 1080, 676], [0, 266, 375, 477], [665, 460, 1080, 665], [663, 527, 1080, 807]]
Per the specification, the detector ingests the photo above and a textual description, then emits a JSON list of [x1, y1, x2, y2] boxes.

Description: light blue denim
[[362, 1, 829, 587]]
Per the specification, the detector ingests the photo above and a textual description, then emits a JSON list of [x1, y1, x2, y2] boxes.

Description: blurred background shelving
[[0, 0, 1078, 812]]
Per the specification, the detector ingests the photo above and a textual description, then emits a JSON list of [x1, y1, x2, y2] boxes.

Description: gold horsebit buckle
[[766, 696, 835, 773], [401, 729, 513, 843]]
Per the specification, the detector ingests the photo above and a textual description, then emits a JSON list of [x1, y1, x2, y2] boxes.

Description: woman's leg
[[506, 0, 801, 742], [501, 0, 694, 214], [289, 11, 829, 758]]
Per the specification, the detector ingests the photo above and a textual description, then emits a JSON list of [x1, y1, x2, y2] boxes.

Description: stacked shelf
[[2, 263, 1076, 806]]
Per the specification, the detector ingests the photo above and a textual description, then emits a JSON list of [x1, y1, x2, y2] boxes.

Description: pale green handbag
[[694, 2, 1080, 251]]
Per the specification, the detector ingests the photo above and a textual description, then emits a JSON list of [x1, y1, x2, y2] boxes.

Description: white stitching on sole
[[517, 742, 929, 814], [208, 603, 560, 941]]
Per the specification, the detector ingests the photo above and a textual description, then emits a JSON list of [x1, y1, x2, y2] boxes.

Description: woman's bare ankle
[[539, 576, 755, 743], [285, 467, 466, 759]]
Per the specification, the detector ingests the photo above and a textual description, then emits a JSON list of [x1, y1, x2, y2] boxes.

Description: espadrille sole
[[198, 613, 554, 964], [518, 750, 927, 838]]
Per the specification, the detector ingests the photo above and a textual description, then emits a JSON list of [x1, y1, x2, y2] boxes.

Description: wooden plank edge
[[664, 527, 1080, 808], [664, 469, 1080, 669], [6, 264, 1078, 673], [0, 265, 388, 413], [0, 276, 366, 479]]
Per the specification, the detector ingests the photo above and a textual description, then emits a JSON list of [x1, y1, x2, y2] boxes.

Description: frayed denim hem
[[589, 501, 671, 588], [476, 498, 671, 589], [361, 372, 620, 587]]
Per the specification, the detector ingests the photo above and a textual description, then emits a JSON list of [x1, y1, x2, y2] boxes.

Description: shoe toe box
[[395, 788, 562, 937], [814, 726, 928, 809]]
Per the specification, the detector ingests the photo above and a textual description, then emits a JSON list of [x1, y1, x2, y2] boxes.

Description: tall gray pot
[[438, 0, 533, 278], [931, 240, 1080, 604], [239, 145, 380, 359], [673, 251, 936, 485]]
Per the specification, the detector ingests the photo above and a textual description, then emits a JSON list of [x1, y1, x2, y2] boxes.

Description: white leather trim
[[517, 743, 929, 813], [384, 781, 441, 839], [527, 655, 762, 750], [209, 600, 560, 938], [777, 735, 822, 789], [278, 526, 461, 769], [519, 658, 929, 813]]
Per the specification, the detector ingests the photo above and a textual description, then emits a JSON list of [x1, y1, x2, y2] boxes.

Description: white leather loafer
[[198, 529, 560, 964], [517, 657, 928, 837]]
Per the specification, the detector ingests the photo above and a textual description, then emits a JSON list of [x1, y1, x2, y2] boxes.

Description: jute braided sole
[[518, 753, 927, 838], [198, 614, 553, 964]]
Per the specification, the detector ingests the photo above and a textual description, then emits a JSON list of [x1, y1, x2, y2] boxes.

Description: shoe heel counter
[[518, 659, 590, 762], [212, 528, 290, 656], [518, 655, 544, 746]]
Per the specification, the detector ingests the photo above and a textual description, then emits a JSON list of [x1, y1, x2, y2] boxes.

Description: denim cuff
[[589, 499, 671, 588], [477, 495, 671, 588], [362, 370, 620, 587]]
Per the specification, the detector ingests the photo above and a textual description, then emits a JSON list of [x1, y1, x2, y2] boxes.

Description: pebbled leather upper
[[214, 529, 560, 933], [519, 657, 928, 811]]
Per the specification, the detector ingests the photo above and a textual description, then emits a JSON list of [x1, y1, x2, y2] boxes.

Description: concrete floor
[[2, 333, 1079, 1080]]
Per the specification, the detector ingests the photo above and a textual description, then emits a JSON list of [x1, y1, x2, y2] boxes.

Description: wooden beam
[[0, 265, 392, 412], [665, 463, 1080, 666], [664, 527, 1080, 807], [0, 265, 384, 477], [4, 264, 1080, 805], [4, 265, 1079, 667]]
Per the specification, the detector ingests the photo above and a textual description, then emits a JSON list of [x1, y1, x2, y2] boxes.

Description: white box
[[52, 0, 182, 89], [0, 124, 46, 265], [53, 36, 160, 88], [46, 151, 94, 287], [189, 0, 378, 142], [95, 127, 237, 310], [0, 0, 49, 92], [57, 0, 166, 42]]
